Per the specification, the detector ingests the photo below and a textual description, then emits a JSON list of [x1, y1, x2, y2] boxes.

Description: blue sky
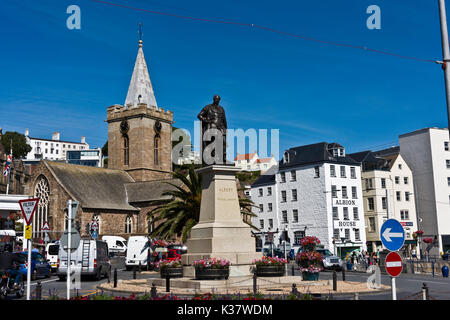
[[0, 0, 448, 160]]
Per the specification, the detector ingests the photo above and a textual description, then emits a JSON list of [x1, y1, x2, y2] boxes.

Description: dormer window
[[283, 151, 290, 164]]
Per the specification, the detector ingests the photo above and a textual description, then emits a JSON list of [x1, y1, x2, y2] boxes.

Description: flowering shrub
[[155, 258, 182, 270], [253, 256, 287, 266], [423, 237, 433, 244], [297, 251, 323, 273], [416, 230, 424, 235], [299, 236, 321, 251], [193, 258, 231, 270]]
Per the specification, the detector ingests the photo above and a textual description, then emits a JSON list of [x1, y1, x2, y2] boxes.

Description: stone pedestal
[[182, 165, 261, 277]]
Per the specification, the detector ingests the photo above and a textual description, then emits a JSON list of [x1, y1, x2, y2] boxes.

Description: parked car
[[101, 236, 127, 255], [125, 236, 151, 270], [263, 247, 284, 258], [442, 250, 450, 261], [296, 247, 344, 271], [57, 239, 111, 281], [16, 250, 51, 280], [167, 244, 187, 255], [45, 243, 60, 272]]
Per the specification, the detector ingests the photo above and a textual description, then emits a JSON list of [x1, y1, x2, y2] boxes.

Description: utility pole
[[438, 0, 450, 132]]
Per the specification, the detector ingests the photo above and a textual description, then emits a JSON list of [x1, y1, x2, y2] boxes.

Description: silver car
[[316, 248, 344, 271]]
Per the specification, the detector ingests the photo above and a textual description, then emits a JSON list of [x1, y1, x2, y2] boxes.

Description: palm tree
[[148, 166, 258, 242]]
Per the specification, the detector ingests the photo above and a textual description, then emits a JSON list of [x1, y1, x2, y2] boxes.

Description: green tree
[[1, 131, 32, 158], [148, 166, 258, 242]]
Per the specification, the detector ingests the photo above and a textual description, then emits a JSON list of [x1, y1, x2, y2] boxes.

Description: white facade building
[[234, 152, 277, 173], [399, 127, 450, 254], [24, 129, 89, 163], [349, 147, 418, 255], [250, 142, 367, 257], [66, 148, 104, 167]]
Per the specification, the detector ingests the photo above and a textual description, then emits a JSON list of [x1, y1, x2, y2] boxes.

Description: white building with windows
[[24, 129, 89, 163], [399, 127, 450, 255], [349, 147, 418, 255], [234, 152, 277, 173], [249, 166, 279, 249], [250, 142, 366, 257]]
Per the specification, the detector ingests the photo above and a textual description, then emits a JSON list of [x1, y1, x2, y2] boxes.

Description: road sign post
[[380, 219, 405, 301], [385, 251, 403, 301], [18, 198, 39, 301], [65, 200, 79, 300]]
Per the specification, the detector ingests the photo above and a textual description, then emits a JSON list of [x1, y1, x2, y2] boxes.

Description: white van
[[46, 242, 60, 272], [125, 236, 151, 270], [101, 236, 127, 255], [57, 239, 111, 280]]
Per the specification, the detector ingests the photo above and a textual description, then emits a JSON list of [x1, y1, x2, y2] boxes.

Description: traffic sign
[[24, 225, 32, 240], [385, 251, 403, 277], [18, 198, 39, 225], [42, 221, 50, 231], [60, 229, 81, 253], [380, 219, 405, 251], [91, 230, 98, 239]]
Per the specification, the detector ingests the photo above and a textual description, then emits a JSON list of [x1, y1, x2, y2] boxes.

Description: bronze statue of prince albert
[[197, 95, 228, 166]]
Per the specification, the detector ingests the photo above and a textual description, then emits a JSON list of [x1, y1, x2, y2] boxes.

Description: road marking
[[404, 279, 450, 285], [26, 278, 59, 286]]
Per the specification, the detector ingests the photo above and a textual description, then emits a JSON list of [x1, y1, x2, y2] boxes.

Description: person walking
[[372, 252, 377, 265]]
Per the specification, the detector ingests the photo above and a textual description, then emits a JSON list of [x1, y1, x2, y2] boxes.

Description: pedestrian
[[372, 252, 377, 265], [411, 249, 417, 260]]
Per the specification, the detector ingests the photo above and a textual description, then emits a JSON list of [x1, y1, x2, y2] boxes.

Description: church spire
[[124, 23, 158, 109]]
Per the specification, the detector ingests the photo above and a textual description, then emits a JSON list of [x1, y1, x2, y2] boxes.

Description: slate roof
[[125, 179, 185, 203], [279, 142, 359, 170], [251, 165, 278, 187], [44, 161, 138, 211], [348, 147, 400, 172]]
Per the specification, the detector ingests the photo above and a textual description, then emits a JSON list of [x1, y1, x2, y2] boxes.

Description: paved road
[[13, 256, 155, 300], [9, 260, 450, 300]]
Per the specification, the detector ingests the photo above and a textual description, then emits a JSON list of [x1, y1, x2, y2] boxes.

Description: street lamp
[[284, 225, 288, 276]]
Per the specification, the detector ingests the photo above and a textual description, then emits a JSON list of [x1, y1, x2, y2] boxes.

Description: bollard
[[291, 283, 298, 296], [432, 261, 435, 278], [342, 267, 346, 281], [291, 265, 295, 276], [113, 268, 118, 288], [133, 265, 137, 279], [354, 292, 359, 300], [166, 277, 170, 293], [151, 283, 157, 299], [36, 281, 42, 300], [139, 261, 142, 273], [333, 271, 337, 291], [253, 272, 257, 295], [422, 283, 429, 300]]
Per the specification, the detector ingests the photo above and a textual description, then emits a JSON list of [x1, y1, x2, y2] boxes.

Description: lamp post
[[284, 225, 288, 276]]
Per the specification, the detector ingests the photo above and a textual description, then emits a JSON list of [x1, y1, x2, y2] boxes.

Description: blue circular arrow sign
[[380, 219, 405, 252]]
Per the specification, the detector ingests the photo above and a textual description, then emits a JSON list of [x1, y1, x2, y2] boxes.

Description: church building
[[25, 38, 181, 241]]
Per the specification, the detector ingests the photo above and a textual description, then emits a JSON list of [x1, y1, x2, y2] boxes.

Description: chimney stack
[[81, 136, 86, 144], [52, 132, 60, 141], [25, 128, 29, 137]]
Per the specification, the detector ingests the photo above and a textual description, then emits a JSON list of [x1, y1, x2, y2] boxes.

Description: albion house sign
[[333, 199, 356, 206]]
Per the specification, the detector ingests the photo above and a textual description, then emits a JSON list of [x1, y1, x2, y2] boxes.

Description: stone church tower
[[107, 39, 173, 181]]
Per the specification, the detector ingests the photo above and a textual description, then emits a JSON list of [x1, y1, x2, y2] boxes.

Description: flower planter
[[160, 267, 183, 279], [255, 265, 285, 277], [195, 268, 229, 280], [302, 271, 320, 281]]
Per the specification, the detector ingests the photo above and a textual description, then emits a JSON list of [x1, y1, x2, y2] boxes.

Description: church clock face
[[120, 120, 129, 134], [154, 120, 162, 133]]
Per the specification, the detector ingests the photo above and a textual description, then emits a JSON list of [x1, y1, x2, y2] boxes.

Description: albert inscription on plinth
[[181, 165, 261, 277]]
